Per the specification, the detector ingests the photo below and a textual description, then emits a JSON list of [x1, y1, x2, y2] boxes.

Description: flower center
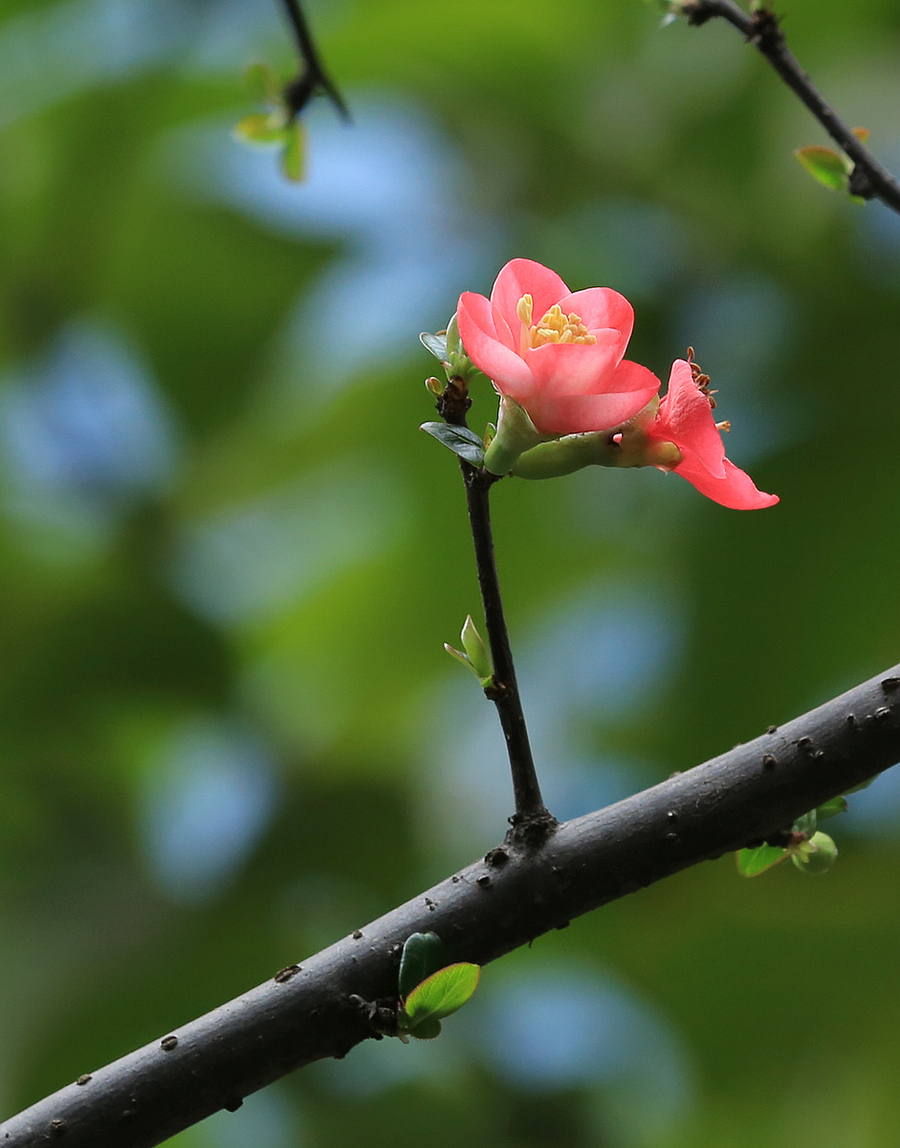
[[516, 294, 596, 351]]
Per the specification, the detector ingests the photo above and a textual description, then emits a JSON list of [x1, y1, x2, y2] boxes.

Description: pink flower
[[646, 358, 778, 510], [456, 258, 660, 436]]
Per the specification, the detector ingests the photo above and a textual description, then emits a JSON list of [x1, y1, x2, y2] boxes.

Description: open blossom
[[645, 358, 778, 510], [456, 258, 660, 436]]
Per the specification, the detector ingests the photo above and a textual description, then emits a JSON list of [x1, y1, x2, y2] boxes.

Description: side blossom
[[644, 358, 778, 510], [456, 258, 660, 439], [511, 357, 778, 511]]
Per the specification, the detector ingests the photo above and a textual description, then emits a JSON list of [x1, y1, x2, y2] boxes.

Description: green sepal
[[795, 146, 849, 192], [402, 963, 481, 1029], [398, 932, 446, 1000], [816, 796, 848, 821], [281, 123, 305, 181], [791, 831, 838, 875], [420, 422, 485, 467], [736, 844, 789, 877], [420, 332, 449, 362]]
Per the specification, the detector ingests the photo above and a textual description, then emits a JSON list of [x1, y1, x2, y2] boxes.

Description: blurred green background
[[2, 0, 900, 1144]]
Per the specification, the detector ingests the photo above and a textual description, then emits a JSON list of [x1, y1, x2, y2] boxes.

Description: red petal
[[657, 360, 726, 478], [489, 259, 569, 332], [457, 291, 535, 398], [672, 454, 779, 510]]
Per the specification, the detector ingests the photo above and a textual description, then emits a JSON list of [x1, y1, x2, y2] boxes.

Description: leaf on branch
[[795, 146, 849, 193], [736, 844, 788, 877], [235, 113, 286, 144], [281, 123, 305, 181], [398, 932, 446, 1000], [420, 422, 486, 467], [815, 796, 848, 821], [245, 61, 282, 103], [402, 963, 481, 1039]]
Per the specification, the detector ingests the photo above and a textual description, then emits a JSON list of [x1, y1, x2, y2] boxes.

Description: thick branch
[[461, 463, 552, 833], [3, 665, 899, 1147], [683, 1, 900, 214]]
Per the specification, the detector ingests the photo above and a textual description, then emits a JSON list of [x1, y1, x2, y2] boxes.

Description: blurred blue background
[[2, 0, 900, 1145]]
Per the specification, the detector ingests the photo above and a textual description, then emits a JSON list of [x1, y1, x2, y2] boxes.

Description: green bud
[[461, 616, 492, 683], [791, 831, 838, 875]]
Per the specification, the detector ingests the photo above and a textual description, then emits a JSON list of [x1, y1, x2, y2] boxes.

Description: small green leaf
[[816, 796, 848, 821], [245, 61, 282, 103], [795, 146, 849, 192], [410, 1016, 443, 1041], [845, 775, 878, 794], [420, 422, 485, 467], [403, 963, 481, 1027], [792, 810, 817, 837], [420, 332, 449, 362], [398, 932, 445, 1000], [281, 123, 305, 182], [736, 844, 789, 877], [235, 113, 286, 144], [791, 831, 838, 875]]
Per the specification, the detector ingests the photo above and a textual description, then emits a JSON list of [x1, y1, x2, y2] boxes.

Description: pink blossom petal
[[490, 303, 516, 353], [673, 454, 779, 510], [524, 338, 621, 398], [606, 358, 663, 396], [457, 291, 535, 398], [657, 359, 726, 478], [530, 380, 661, 436], [558, 288, 634, 356], [490, 259, 570, 332]]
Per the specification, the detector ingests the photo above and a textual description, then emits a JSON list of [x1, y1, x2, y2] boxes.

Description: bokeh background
[[2, 0, 900, 1144]]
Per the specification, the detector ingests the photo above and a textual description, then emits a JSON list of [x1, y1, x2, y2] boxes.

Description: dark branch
[[682, 1, 900, 215], [435, 376, 552, 835], [278, 0, 349, 120], [462, 463, 553, 836], [4, 665, 899, 1148]]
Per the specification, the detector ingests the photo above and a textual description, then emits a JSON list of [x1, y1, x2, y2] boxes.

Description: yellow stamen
[[520, 301, 596, 349], [516, 294, 534, 326], [716, 420, 731, 433]]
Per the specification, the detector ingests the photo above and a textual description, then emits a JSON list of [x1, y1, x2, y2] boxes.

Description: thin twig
[[462, 463, 554, 837], [436, 379, 553, 838], [4, 664, 899, 1147], [277, 0, 349, 120], [683, 0, 900, 214]]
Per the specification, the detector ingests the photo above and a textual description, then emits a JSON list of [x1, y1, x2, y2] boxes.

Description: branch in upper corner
[[278, 0, 349, 121], [677, 0, 900, 215]]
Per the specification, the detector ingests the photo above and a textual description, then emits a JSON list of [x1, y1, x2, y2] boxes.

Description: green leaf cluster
[[396, 933, 481, 1041]]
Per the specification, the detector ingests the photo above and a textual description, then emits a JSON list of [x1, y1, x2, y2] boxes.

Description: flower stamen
[[522, 302, 597, 349]]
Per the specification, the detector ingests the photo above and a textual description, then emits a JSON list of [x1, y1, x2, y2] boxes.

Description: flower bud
[[790, 831, 838, 875], [461, 616, 492, 683]]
